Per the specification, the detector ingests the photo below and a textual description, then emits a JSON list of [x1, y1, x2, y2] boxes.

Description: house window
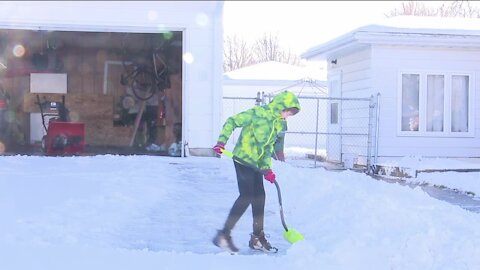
[[330, 102, 338, 124], [399, 72, 473, 136], [401, 74, 419, 131], [451, 75, 469, 132], [426, 75, 444, 132]]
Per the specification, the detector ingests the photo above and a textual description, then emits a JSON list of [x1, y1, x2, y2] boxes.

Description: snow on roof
[[360, 15, 480, 34], [223, 61, 325, 81], [302, 16, 480, 59]]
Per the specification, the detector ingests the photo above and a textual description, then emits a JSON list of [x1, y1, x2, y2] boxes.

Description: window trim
[[397, 70, 475, 137]]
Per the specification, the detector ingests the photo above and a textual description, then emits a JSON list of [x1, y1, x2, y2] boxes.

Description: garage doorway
[[0, 29, 183, 156]]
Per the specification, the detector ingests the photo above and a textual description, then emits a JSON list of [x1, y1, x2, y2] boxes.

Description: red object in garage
[[36, 95, 86, 156], [44, 121, 85, 156]]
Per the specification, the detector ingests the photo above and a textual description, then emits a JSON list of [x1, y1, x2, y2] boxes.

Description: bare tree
[[223, 34, 253, 72], [279, 48, 301, 66], [252, 33, 281, 62], [437, 0, 480, 17], [386, 1, 436, 17], [252, 33, 300, 65], [223, 33, 301, 71], [386, 0, 480, 18]]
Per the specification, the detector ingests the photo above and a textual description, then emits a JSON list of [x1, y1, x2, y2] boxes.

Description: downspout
[[181, 28, 188, 157]]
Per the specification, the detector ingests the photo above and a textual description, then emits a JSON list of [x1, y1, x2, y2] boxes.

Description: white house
[[0, 1, 223, 156], [222, 61, 327, 152], [302, 16, 480, 169], [224, 61, 326, 94]]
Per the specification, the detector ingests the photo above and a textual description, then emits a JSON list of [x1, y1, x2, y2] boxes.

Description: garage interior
[[0, 28, 183, 156]]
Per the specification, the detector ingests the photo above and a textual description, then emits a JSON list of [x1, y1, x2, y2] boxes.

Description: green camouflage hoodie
[[217, 91, 301, 171]]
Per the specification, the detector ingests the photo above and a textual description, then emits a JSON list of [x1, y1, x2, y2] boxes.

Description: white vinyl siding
[[398, 71, 473, 137], [329, 48, 372, 163]]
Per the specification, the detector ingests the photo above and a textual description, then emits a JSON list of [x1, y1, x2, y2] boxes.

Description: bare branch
[[223, 33, 301, 71], [252, 33, 300, 65], [223, 34, 253, 72], [386, 0, 480, 18]]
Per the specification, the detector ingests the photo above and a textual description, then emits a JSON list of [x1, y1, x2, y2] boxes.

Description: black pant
[[223, 161, 265, 235]]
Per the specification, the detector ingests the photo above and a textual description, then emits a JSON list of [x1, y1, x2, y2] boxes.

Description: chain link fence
[[222, 92, 379, 172]]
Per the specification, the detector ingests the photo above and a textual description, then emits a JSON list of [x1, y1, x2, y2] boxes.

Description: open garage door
[[0, 28, 183, 156]]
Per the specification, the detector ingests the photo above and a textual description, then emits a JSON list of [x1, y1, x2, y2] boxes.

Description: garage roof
[[224, 61, 326, 83]]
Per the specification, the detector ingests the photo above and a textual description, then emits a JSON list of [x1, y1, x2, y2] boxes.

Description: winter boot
[[248, 231, 278, 253], [212, 230, 239, 253]]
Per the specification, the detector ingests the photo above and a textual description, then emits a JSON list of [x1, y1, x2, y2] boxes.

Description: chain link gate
[[222, 92, 379, 172]]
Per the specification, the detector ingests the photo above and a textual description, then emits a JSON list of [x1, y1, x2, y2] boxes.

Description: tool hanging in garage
[[35, 95, 85, 156]]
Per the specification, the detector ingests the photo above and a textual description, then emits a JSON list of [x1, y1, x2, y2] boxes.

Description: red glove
[[264, 169, 276, 184], [213, 142, 225, 155]]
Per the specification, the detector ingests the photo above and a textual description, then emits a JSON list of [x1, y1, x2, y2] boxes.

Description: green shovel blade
[[283, 227, 305, 244]]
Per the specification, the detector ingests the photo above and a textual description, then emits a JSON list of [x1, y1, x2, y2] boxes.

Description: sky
[[1, 151, 480, 270], [222, 1, 480, 55]]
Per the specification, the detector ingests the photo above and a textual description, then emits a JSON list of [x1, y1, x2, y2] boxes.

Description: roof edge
[[223, 77, 327, 87], [303, 31, 480, 60], [301, 32, 356, 59]]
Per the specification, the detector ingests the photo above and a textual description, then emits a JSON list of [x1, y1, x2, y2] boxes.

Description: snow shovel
[[273, 180, 305, 244], [220, 149, 305, 244]]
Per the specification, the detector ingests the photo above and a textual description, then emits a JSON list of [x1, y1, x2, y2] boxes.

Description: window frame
[[397, 70, 474, 137]]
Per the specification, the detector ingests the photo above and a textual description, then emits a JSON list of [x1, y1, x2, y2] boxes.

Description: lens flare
[[69, 111, 80, 122], [163, 32, 173, 40], [5, 110, 15, 123], [195, 12, 209, 27], [13, 44, 26, 57], [156, 24, 167, 32], [147, 10, 158, 21], [183, 52, 194, 64]]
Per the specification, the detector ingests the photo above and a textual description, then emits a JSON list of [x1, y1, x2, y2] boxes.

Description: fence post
[[367, 95, 374, 174], [314, 98, 320, 168], [255, 91, 261, 106], [373, 93, 381, 173]]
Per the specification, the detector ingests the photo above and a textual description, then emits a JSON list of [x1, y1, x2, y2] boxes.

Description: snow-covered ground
[[286, 147, 480, 198], [381, 155, 480, 197], [1, 153, 480, 270]]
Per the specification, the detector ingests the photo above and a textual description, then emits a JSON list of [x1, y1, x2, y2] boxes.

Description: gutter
[[302, 30, 480, 60], [301, 32, 357, 59]]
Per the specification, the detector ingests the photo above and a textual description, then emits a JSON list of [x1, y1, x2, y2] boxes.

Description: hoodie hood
[[267, 91, 301, 115]]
